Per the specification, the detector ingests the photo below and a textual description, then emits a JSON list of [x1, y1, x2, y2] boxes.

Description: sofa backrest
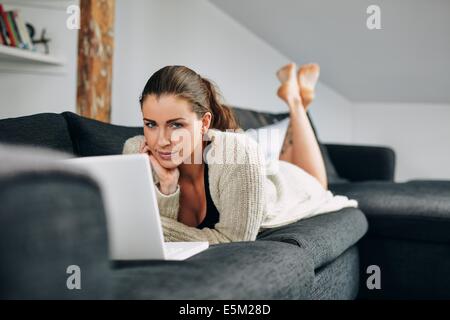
[[1, 109, 291, 157], [0, 113, 75, 154], [62, 112, 142, 157], [0, 108, 344, 182], [230, 106, 290, 130], [60, 108, 294, 157]]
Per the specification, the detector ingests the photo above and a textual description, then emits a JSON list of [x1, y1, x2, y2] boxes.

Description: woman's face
[[141, 94, 211, 169]]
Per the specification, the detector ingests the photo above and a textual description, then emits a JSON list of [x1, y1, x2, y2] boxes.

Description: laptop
[[62, 154, 209, 261]]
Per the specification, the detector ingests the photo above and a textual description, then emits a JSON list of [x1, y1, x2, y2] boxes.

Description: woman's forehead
[[142, 95, 195, 119]]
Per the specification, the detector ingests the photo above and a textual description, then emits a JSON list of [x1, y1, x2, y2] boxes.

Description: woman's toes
[[298, 63, 320, 109], [298, 63, 320, 89], [277, 63, 297, 83], [276, 63, 301, 105]]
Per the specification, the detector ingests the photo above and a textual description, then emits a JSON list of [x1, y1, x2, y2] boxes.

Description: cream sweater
[[123, 129, 357, 244]]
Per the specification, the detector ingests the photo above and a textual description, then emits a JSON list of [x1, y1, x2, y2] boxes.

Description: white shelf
[[0, 44, 65, 65], [0, 0, 76, 10]]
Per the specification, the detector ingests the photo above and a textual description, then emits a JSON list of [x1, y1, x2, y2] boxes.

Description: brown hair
[[139, 65, 240, 131]]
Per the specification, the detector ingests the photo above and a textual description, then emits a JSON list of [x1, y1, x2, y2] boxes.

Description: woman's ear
[[202, 112, 212, 131]]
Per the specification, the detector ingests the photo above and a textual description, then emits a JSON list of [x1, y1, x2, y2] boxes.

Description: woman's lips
[[157, 150, 177, 160]]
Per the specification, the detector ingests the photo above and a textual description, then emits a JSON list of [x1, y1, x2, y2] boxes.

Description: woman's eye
[[170, 122, 183, 129], [145, 122, 156, 128]]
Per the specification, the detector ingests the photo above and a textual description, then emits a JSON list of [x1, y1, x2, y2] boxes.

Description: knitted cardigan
[[123, 129, 357, 244]]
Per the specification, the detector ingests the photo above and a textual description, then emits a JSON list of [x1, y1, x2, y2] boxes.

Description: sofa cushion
[[112, 241, 314, 299], [62, 111, 143, 156], [256, 207, 368, 269], [0, 113, 74, 154], [231, 106, 289, 130], [330, 181, 450, 243]]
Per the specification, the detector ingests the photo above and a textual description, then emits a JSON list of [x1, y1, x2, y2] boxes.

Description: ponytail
[[201, 77, 240, 131]]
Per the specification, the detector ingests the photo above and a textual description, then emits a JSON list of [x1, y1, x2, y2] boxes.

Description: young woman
[[123, 64, 357, 244]]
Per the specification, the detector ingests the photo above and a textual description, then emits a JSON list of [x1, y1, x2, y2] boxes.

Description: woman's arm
[[124, 133, 266, 244], [160, 135, 266, 244]]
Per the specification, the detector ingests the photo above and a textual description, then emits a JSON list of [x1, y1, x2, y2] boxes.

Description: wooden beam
[[77, 0, 115, 122]]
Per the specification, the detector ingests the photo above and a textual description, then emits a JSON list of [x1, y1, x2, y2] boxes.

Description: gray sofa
[[0, 107, 448, 299]]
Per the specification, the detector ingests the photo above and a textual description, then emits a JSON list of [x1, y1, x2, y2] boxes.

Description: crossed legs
[[276, 63, 327, 189]]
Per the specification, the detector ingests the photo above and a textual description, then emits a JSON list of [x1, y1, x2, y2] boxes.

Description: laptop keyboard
[[165, 245, 184, 256]]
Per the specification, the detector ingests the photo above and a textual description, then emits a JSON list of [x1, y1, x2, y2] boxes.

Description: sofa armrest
[[330, 180, 450, 299], [324, 143, 396, 182], [0, 169, 112, 299]]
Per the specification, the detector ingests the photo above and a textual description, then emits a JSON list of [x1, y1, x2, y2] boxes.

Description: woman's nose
[[157, 129, 171, 146]]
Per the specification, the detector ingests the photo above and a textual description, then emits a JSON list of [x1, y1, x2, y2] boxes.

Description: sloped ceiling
[[210, 0, 450, 103]]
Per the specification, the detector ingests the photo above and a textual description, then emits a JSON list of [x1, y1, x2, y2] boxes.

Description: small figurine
[[26, 23, 51, 54]]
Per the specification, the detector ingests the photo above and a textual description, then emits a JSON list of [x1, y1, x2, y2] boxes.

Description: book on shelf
[[0, 10, 8, 45], [0, 3, 35, 51], [0, 3, 16, 47], [13, 11, 33, 50]]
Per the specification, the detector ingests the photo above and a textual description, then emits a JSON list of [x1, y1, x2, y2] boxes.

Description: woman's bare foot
[[276, 63, 303, 108], [297, 63, 320, 110]]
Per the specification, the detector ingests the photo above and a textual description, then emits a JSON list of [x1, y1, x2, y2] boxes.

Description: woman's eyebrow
[[143, 117, 185, 123]]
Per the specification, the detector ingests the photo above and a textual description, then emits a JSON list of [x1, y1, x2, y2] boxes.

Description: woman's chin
[[158, 157, 183, 169], [158, 160, 179, 169]]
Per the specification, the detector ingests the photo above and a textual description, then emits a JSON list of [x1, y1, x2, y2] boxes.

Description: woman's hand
[[139, 140, 180, 195]]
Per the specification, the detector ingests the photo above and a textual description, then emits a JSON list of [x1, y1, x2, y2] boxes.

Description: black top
[[196, 162, 220, 229]]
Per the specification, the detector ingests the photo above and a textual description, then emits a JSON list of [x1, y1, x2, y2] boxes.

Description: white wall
[[352, 103, 450, 182], [0, 0, 353, 146], [0, 1, 79, 119], [111, 0, 353, 143], [308, 83, 353, 144], [112, 0, 285, 125]]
